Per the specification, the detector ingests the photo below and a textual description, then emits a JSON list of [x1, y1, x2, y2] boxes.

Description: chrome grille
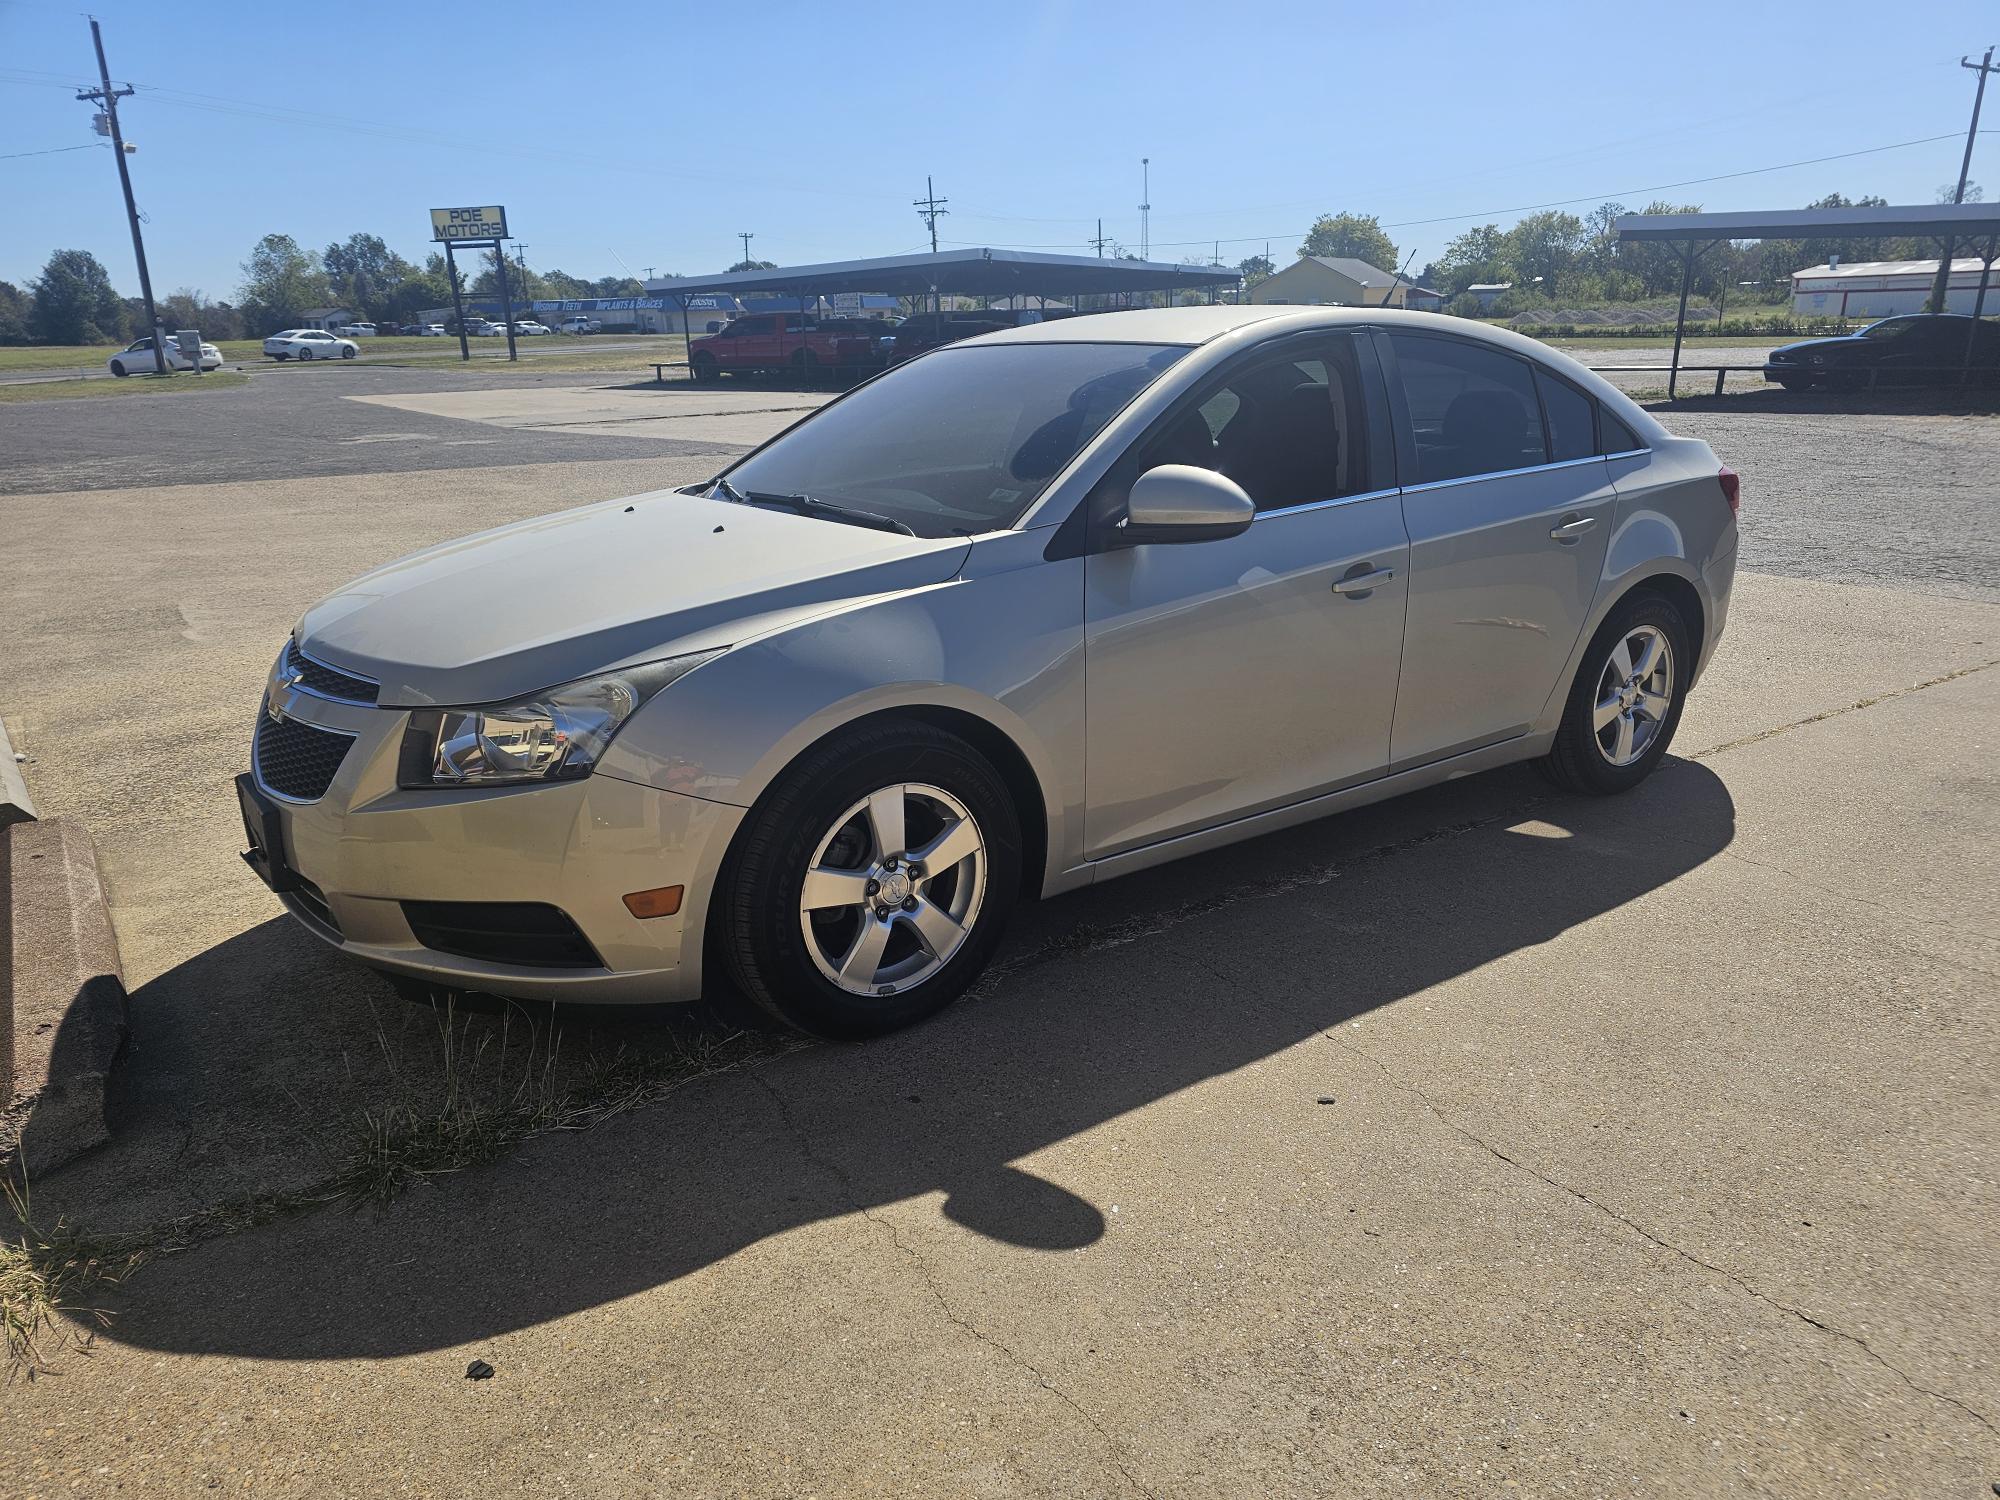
[[254, 708, 355, 802], [285, 638, 378, 704]]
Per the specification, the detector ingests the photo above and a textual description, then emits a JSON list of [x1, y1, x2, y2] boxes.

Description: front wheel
[[717, 721, 1022, 1038], [341, 344, 356, 359], [691, 352, 720, 383], [110, 361, 128, 378], [1536, 591, 1691, 795]]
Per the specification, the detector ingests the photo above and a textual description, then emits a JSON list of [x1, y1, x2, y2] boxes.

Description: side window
[[1535, 368, 1596, 463], [1389, 334, 1547, 484], [1599, 409, 1642, 454], [1136, 337, 1367, 511]]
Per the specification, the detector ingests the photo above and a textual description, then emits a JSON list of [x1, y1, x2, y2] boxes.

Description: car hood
[[297, 489, 971, 706], [1770, 334, 1862, 359]]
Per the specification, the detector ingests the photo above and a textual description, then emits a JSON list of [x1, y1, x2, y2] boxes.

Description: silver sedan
[[238, 307, 1738, 1037]]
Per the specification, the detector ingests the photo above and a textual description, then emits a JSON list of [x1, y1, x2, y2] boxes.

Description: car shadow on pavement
[[88, 756, 1734, 1361]]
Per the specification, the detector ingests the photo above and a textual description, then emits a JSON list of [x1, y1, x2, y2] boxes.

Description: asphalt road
[[0, 365, 743, 496], [1, 375, 1996, 1495]]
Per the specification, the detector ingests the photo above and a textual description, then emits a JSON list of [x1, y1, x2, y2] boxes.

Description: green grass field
[[0, 370, 250, 403]]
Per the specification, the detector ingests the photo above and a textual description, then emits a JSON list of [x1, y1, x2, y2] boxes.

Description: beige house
[[1247, 256, 1431, 309]]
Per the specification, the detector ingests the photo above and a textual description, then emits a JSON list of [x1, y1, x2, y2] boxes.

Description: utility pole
[[76, 18, 167, 376], [737, 231, 755, 265], [1090, 217, 1109, 258], [1930, 46, 1996, 314], [1138, 157, 1151, 261], [913, 177, 949, 254]]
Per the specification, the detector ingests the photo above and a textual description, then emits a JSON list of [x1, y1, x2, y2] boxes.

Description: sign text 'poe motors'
[[431, 205, 509, 242]]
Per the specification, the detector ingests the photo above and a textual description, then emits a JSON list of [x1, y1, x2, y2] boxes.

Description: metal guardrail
[[1587, 362, 1998, 397]]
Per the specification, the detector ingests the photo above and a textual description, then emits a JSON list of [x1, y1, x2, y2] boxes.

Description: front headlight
[[400, 650, 721, 788]]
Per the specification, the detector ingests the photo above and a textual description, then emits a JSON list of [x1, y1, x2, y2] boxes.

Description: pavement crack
[[1323, 1034, 1999, 1440], [1690, 657, 1999, 761], [1714, 847, 1999, 946], [748, 1070, 1158, 1499]]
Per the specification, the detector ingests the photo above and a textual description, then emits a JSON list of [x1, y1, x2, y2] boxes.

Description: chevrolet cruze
[[238, 306, 1738, 1037]]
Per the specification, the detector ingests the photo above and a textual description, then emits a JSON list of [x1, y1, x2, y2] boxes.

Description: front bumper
[[245, 684, 743, 1004]]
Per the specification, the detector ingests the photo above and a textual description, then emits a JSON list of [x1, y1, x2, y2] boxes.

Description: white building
[[1790, 257, 1997, 318]]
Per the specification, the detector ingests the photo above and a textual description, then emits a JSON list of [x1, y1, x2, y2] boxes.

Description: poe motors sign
[[431, 205, 509, 242]]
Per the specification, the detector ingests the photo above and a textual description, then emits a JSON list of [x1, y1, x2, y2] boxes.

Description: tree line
[[1246, 190, 1979, 314], [0, 233, 658, 346]]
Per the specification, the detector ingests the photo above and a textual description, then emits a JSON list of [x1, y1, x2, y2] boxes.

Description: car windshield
[[721, 342, 1188, 537]]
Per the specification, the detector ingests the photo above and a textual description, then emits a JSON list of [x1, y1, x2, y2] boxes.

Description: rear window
[[1535, 368, 1596, 463], [1390, 333, 1547, 484]]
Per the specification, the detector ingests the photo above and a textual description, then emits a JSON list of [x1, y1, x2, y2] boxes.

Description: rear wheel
[[717, 721, 1021, 1039], [1536, 591, 1691, 795]]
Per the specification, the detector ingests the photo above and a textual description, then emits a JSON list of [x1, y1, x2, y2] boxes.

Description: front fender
[[596, 535, 1085, 894]]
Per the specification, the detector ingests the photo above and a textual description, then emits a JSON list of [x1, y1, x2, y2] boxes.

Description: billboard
[[431, 205, 509, 242]]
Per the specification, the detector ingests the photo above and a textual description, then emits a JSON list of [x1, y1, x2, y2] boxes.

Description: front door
[[1381, 331, 1616, 770], [1084, 332, 1409, 858]]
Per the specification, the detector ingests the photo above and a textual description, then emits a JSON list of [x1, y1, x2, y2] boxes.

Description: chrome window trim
[[1602, 446, 1651, 459], [1399, 453, 1609, 497], [1249, 485, 1401, 521]]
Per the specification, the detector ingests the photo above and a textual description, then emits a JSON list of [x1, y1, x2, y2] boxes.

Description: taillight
[[1717, 465, 1740, 516]]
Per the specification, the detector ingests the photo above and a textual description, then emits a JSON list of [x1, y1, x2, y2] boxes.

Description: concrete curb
[[0, 714, 33, 827], [1, 816, 128, 1177]]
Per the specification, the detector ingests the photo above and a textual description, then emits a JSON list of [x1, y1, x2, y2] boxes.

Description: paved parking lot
[[1, 374, 1995, 1496]]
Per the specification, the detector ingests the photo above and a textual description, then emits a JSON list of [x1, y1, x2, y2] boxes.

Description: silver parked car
[[238, 307, 1738, 1037]]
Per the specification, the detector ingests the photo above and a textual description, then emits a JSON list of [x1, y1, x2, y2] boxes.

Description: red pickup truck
[[688, 315, 888, 381]]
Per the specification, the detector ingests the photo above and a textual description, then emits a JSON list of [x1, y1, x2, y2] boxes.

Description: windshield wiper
[[738, 488, 916, 536], [711, 475, 751, 505]]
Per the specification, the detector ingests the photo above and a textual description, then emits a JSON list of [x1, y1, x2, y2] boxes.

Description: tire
[[1536, 590, 1691, 796], [110, 361, 128, 378], [341, 344, 356, 359], [691, 352, 720, 384], [717, 720, 1022, 1039]]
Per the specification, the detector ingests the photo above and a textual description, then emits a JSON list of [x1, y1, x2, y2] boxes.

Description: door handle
[[1332, 566, 1396, 596], [1550, 514, 1600, 543]]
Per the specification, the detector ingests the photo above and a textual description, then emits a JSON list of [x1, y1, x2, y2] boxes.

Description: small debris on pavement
[[1316, 1095, 1337, 1104], [465, 1359, 495, 1381]]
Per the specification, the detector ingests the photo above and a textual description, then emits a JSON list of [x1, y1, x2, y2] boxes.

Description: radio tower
[[1138, 157, 1151, 261]]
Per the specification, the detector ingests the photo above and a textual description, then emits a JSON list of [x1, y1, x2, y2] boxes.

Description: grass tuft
[[0, 1177, 143, 1378]]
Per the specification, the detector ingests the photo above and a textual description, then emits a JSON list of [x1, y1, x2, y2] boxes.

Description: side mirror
[[1117, 464, 1256, 545]]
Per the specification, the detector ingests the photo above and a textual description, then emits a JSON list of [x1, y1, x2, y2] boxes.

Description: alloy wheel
[[1592, 624, 1674, 767], [798, 782, 986, 996]]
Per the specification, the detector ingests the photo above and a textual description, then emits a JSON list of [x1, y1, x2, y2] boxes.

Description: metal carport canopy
[[1612, 202, 2000, 242], [641, 247, 1239, 301], [1612, 203, 2000, 398]]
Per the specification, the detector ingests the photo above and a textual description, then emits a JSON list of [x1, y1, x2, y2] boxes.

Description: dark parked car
[[889, 308, 1075, 364], [1763, 314, 2000, 390]]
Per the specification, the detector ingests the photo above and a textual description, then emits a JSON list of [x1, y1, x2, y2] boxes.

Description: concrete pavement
[[1, 390, 1995, 1495]]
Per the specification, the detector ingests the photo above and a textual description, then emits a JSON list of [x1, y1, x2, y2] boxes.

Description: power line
[[0, 142, 106, 159], [943, 128, 1989, 255]]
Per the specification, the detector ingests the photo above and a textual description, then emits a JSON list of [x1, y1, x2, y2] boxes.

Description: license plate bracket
[[236, 772, 301, 894]]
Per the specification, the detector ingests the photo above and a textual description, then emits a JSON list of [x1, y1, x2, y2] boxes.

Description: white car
[[415, 324, 446, 336], [107, 337, 222, 376], [264, 329, 360, 362], [334, 322, 377, 337], [557, 316, 601, 334], [513, 321, 553, 336]]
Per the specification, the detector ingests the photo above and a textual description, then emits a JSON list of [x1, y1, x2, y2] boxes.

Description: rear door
[[1380, 331, 1617, 771], [1083, 330, 1409, 856]]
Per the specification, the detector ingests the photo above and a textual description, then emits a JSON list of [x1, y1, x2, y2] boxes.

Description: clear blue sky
[[3, 0, 1994, 299]]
